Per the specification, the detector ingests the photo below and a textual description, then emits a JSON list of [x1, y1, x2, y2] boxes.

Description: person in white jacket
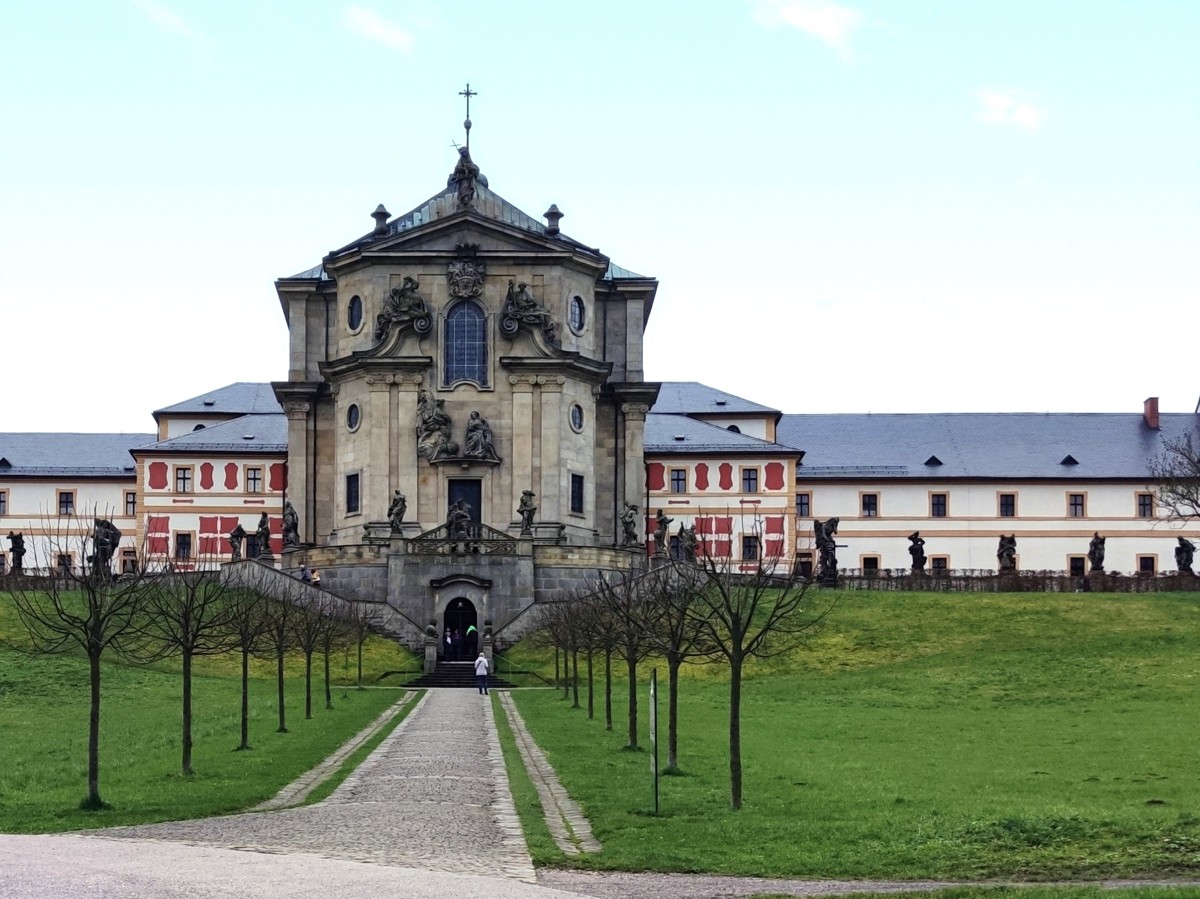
[[474, 652, 490, 695]]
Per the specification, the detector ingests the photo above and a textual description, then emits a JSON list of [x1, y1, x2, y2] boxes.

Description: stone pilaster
[[395, 375, 423, 527], [366, 375, 393, 522], [539, 376, 565, 519], [288, 295, 309, 381], [283, 400, 313, 544], [621, 402, 649, 518], [510, 374, 536, 527]]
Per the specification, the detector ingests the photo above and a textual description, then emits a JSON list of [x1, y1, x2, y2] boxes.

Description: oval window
[[569, 404, 585, 432], [348, 295, 363, 331], [568, 296, 586, 333], [346, 403, 361, 431]]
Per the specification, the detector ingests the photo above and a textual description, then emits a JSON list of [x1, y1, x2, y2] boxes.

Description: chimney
[[543, 204, 563, 237], [1144, 397, 1160, 429], [371, 204, 390, 237]]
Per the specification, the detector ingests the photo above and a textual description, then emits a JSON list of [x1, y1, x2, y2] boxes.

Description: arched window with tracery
[[443, 301, 488, 387]]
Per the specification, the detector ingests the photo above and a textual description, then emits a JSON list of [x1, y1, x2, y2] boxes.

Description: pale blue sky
[[2, 1, 1196, 432]]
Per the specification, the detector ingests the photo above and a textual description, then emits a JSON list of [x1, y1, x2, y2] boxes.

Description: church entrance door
[[447, 479, 482, 526], [444, 597, 479, 660]]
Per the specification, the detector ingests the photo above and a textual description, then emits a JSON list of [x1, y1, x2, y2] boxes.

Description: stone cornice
[[499, 354, 612, 387]]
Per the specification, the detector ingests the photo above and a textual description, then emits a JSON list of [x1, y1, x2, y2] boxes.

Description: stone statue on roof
[[450, 147, 485, 208]]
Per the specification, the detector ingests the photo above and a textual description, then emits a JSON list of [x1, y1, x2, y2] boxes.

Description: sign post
[[649, 668, 659, 815]]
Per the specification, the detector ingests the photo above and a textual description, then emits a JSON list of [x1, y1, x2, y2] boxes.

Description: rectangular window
[[796, 552, 813, 578], [742, 468, 759, 493], [57, 553, 71, 575], [1069, 556, 1086, 577], [121, 548, 137, 575], [246, 467, 263, 494], [570, 474, 585, 515], [175, 467, 192, 493], [930, 493, 948, 518], [670, 469, 686, 494], [125, 492, 136, 517], [1138, 555, 1156, 575], [862, 556, 880, 573], [861, 493, 878, 518], [931, 556, 949, 571], [999, 493, 1016, 517], [741, 535, 760, 560], [1068, 493, 1086, 518], [346, 473, 360, 515], [1137, 493, 1154, 518], [174, 533, 192, 561], [797, 492, 811, 518], [58, 491, 75, 515], [0, 490, 7, 515]]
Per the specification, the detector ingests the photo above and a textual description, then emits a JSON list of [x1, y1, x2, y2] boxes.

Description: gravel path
[[102, 689, 535, 881]]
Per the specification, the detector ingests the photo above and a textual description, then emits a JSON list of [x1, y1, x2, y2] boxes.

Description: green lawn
[[507, 591, 1200, 880], [0, 609, 417, 833]]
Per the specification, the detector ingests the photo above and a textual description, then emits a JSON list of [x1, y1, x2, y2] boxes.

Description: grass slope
[[508, 591, 1200, 880], [0, 606, 417, 834]]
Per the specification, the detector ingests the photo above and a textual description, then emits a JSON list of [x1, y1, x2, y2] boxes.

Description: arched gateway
[[272, 140, 656, 656]]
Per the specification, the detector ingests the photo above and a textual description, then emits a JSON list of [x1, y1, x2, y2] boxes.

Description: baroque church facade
[[271, 148, 658, 643]]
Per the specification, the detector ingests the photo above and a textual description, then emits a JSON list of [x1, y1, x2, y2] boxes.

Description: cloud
[[977, 89, 1047, 131], [131, 0, 204, 41], [751, 0, 864, 57], [343, 5, 415, 52]]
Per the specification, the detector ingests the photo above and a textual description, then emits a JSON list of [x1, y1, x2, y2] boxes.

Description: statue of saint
[[464, 411, 499, 461], [7, 531, 25, 574], [1176, 537, 1196, 575], [451, 147, 481, 207], [517, 490, 537, 535], [908, 531, 927, 573], [654, 509, 674, 553], [374, 276, 431, 339], [416, 389, 459, 461], [679, 523, 699, 563], [255, 512, 273, 559], [997, 534, 1018, 572], [387, 491, 407, 532], [1087, 532, 1106, 572], [814, 517, 840, 581], [228, 524, 247, 561], [89, 518, 121, 579], [282, 500, 300, 548], [620, 502, 640, 546]]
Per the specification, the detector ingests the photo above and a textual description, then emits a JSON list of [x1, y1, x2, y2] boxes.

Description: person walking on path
[[474, 652, 490, 695]]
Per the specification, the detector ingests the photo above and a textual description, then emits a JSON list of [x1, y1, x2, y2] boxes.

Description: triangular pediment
[[364, 219, 575, 259]]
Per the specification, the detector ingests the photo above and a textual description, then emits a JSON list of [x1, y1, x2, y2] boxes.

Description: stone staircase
[[405, 660, 514, 690]]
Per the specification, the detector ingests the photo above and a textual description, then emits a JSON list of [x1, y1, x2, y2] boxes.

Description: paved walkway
[[100, 689, 535, 881]]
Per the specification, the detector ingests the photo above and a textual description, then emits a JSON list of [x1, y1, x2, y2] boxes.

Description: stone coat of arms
[[447, 258, 485, 298]]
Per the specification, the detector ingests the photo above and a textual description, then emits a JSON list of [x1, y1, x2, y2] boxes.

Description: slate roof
[[154, 383, 282, 417], [134, 414, 288, 454], [646, 414, 801, 456], [0, 433, 153, 477], [777, 413, 1200, 480], [652, 382, 780, 417], [281, 171, 650, 283]]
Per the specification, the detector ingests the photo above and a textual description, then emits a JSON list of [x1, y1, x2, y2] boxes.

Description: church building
[[270, 145, 658, 645]]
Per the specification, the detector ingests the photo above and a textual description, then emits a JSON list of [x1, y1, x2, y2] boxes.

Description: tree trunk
[[181, 648, 194, 776], [586, 649, 594, 720], [237, 647, 250, 750], [276, 650, 288, 733], [729, 654, 743, 810], [626, 648, 638, 750], [324, 647, 333, 709], [554, 646, 560, 690], [667, 651, 681, 771], [85, 648, 104, 809], [604, 646, 613, 731], [305, 651, 313, 720], [357, 637, 364, 688], [571, 647, 580, 709]]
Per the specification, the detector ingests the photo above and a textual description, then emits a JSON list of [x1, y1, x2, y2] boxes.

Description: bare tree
[[2, 509, 157, 809], [135, 562, 237, 775], [1149, 431, 1200, 523], [227, 586, 266, 750], [344, 601, 380, 688], [317, 597, 349, 710], [258, 589, 298, 733], [637, 561, 716, 772], [292, 594, 333, 720], [594, 569, 654, 750], [689, 554, 836, 810]]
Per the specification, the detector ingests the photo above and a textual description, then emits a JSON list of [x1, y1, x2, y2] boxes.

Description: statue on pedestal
[[517, 490, 537, 536], [388, 491, 407, 532], [282, 501, 300, 548], [228, 524, 246, 561], [1087, 532, 1106, 572], [997, 534, 1017, 572], [416, 389, 459, 461], [620, 502, 640, 546], [814, 517, 840, 583], [654, 509, 673, 554], [7, 531, 25, 574], [464, 411, 500, 461], [256, 513, 273, 560], [1176, 537, 1196, 575], [908, 531, 927, 573]]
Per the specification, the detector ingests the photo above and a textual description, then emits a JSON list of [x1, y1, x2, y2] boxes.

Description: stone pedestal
[[423, 634, 438, 674]]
